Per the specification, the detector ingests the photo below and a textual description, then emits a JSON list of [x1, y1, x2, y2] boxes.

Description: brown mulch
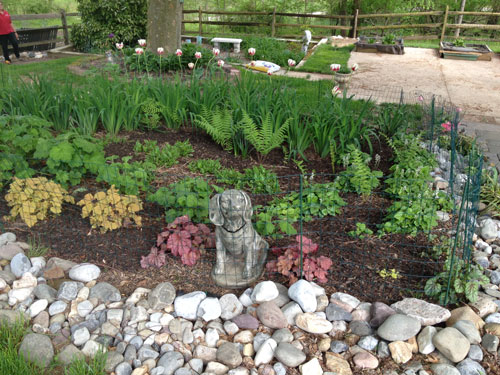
[[0, 126, 443, 304]]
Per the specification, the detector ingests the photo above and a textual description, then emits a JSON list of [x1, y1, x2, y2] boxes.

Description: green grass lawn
[[295, 44, 354, 74]]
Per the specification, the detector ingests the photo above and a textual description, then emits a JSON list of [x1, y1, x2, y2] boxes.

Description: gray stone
[[288, 280, 317, 312], [377, 314, 421, 342], [0, 232, 16, 246], [272, 328, 293, 343], [391, 298, 450, 326], [257, 301, 287, 329], [58, 344, 85, 365], [480, 218, 498, 240], [0, 242, 24, 260], [253, 332, 271, 352], [270, 283, 290, 308], [198, 297, 222, 322], [34, 284, 57, 303], [173, 368, 192, 375], [417, 326, 437, 354], [45, 257, 77, 272], [219, 294, 243, 320], [330, 340, 349, 353], [157, 351, 184, 375], [0, 269, 16, 283], [57, 281, 82, 301], [358, 335, 379, 351], [223, 321, 239, 335], [49, 301, 67, 316], [377, 341, 390, 358], [456, 358, 486, 375], [232, 313, 259, 329], [28, 299, 48, 318], [77, 300, 94, 318], [274, 342, 306, 367], [491, 271, 500, 285], [475, 257, 489, 269], [189, 358, 204, 373], [89, 282, 121, 303], [129, 306, 148, 324], [124, 344, 137, 362], [69, 263, 101, 282], [481, 333, 499, 353], [453, 320, 481, 344], [467, 345, 483, 361], [281, 301, 303, 326], [273, 362, 287, 375], [433, 327, 470, 363], [10, 253, 31, 277], [138, 344, 159, 361], [330, 292, 360, 310], [115, 362, 133, 375], [129, 336, 144, 350], [254, 338, 277, 366], [349, 320, 373, 336], [326, 303, 353, 321], [73, 327, 90, 346], [216, 342, 242, 368], [485, 312, 500, 323], [431, 364, 460, 375], [174, 291, 206, 320], [19, 333, 54, 368], [81, 340, 107, 357], [148, 282, 176, 310], [105, 351, 124, 372]]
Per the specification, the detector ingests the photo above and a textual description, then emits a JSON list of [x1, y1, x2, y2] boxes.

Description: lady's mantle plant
[[141, 215, 215, 268]]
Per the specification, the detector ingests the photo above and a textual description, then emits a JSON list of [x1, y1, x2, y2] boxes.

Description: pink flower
[[418, 95, 424, 102], [330, 64, 341, 72], [351, 63, 359, 72], [217, 59, 224, 67], [138, 39, 146, 47], [457, 107, 463, 113], [248, 48, 256, 56], [213, 48, 220, 56], [267, 71, 272, 76], [195, 52, 202, 59], [157, 47, 164, 55], [287, 59, 296, 67], [332, 86, 341, 96], [441, 121, 452, 132], [175, 49, 183, 57], [115, 42, 124, 50], [188, 62, 195, 69], [135, 48, 144, 55]]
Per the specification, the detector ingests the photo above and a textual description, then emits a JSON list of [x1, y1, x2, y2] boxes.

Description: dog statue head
[[209, 189, 252, 226]]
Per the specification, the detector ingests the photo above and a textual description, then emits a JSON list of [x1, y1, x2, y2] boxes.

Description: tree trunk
[[454, 0, 467, 38], [147, 0, 180, 54]]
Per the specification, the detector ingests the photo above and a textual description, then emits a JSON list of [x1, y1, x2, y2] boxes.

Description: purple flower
[[108, 33, 115, 39]]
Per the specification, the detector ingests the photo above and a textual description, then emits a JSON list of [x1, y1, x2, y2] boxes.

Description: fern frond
[[195, 106, 234, 151], [241, 111, 289, 158]]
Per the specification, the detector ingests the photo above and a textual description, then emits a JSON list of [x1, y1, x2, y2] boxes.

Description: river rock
[[157, 351, 184, 375], [447, 306, 484, 329], [482, 333, 499, 353], [11, 253, 31, 277], [456, 358, 486, 375], [254, 338, 277, 366], [281, 301, 303, 325], [197, 297, 221, 322], [216, 342, 242, 368], [148, 282, 176, 310], [220, 294, 243, 320], [331, 292, 360, 310], [89, 282, 121, 303], [453, 320, 481, 344], [288, 280, 317, 312], [28, 299, 48, 318], [34, 284, 57, 303], [58, 344, 85, 365], [325, 352, 352, 375], [299, 357, 323, 375], [251, 281, 279, 303], [0, 242, 24, 260], [257, 301, 287, 329], [358, 335, 379, 351], [73, 327, 90, 346], [377, 314, 421, 341], [69, 263, 101, 282], [232, 313, 259, 330], [431, 364, 460, 375], [13, 272, 37, 289], [391, 298, 450, 326], [484, 323, 500, 335], [174, 291, 206, 320], [353, 352, 379, 369], [432, 327, 470, 362], [388, 341, 412, 364], [480, 218, 498, 240], [274, 342, 306, 367], [271, 283, 291, 307], [295, 312, 333, 334], [326, 303, 353, 321], [0, 232, 16, 246], [272, 328, 293, 343], [467, 345, 483, 361], [417, 326, 436, 354], [19, 333, 54, 368]]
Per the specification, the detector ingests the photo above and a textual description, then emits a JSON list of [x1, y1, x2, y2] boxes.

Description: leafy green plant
[[348, 223, 374, 239], [378, 268, 400, 279], [140, 98, 162, 130], [188, 159, 223, 175], [34, 132, 105, 187], [96, 157, 155, 196], [26, 236, 49, 258], [148, 77, 188, 129], [453, 38, 466, 47], [336, 145, 382, 195], [147, 178, 222, 223], [141, 215, 215, 267], [383, 34, 396, 45], [480, 168, 500, 216], [77, 186, 143, 233], [241, 166, 280, 194], [215, 168, 245, 187], [4, 177, 75, 228], [134, 140, 193, 168], [375, 103, 409, 137]]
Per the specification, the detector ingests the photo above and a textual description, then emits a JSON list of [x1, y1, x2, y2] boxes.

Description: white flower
[[195, 52, 202, 59], [213, 48, 220, 56], [135, 48, 144, 55], [115, 42, 124, 50], [248, 48, 256, 56], [330, 64, 341, 72], [157, 47, 164, 55], [217, 60, 225, 67], [351, 63, 359, 72], [188, 62, 195, 69], [138, 39, 146, 47], [267, 70, 272, 76], [332, 86, 341, 96], [175, 49, 183, 56], [287, 59, 296, 67]]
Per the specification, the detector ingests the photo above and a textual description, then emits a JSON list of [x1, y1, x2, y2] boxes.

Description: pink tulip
[[441, 122, 452, 132], [418, 95, 424, 102], [351, 63, 359, 72], [175, 49, 183, 57], [115, 42, 124, 50], [195, 52, 202, 59], [457, 107, 463, 113], [330, 64, 341, 72], [138, 39, 146, 47], [188, 62, 195, 69], [288, 59, 296, 67], [217, 60, 225, 67], [332, 86, 342, 96], [135, 48, 144, 55], [213, 48, 220, 56], [248, 48, 256, 56], [157, 47, 164, 55]]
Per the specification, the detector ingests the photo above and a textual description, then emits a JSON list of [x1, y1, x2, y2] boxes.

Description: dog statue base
[[211, 250, 266, 288]]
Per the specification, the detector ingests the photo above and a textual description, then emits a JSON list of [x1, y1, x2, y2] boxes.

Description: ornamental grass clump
[[77, 185, 142, 233], [4, 177, 75, 227]]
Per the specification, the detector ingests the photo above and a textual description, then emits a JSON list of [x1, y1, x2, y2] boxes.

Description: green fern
[[195, 106, 234, 152], [336, 145, 382, 195], [240, 111, 290, 160]]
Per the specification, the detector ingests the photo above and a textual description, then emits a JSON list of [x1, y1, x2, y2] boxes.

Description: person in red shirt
[[0, 2, 20, 64]]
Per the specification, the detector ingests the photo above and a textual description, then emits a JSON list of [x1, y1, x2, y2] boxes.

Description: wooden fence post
[[440, 5, 449, 44], [353, 9, 359, 38], [60, 9, 69, 45], [198, 6, 203, 35], [271, 7, 276, 37]]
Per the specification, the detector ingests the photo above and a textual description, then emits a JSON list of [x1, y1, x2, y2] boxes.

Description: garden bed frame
[[355, 36, 405, 55], [439, 42, 493, 61]]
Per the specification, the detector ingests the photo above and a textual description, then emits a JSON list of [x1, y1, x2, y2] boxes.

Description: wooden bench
[[211, 37, 243, 53]]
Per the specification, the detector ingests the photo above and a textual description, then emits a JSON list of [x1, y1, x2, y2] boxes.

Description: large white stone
[[391, 298, 451, 326], [330, 292, 360, 310], [295, 312, 333, 334], [288, 280, 317, 313], [81, 340, 107, 357], [13, 272, 37, 289], [8, 287, 34, 304], [299, 358, 323, 375], [28, 299, 48, 318], [251, 281, 279, 303], [197, 297, 222, 322], [254, 338, 277, 366], [10, 253, 32, 278], [174, 291, 206, 320], [220, 294, 243, 320], [49, 301, 68, 316], [69, 263, 101, 282]]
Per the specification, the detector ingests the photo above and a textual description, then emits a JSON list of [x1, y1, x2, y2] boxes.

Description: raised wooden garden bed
[[439, 42, 493, 61], [355, 36, 404, 55]]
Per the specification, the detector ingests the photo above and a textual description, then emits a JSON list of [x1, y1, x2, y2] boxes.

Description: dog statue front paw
[[214, 263, 225, 275]]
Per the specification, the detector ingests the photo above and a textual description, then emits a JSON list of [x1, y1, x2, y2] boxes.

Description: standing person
[[0, 2, 20, 64]]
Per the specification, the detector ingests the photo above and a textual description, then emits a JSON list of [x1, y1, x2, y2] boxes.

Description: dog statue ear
[[241, 191, 253, 222], [209, 194, 224, 226]]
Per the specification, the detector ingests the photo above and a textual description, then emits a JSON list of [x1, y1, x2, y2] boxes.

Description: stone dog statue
[[209, 189, 268, 288]]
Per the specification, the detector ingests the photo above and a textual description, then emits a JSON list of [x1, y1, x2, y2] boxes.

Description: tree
[[147, 0, 181, 54], [454, 0, 467, 37]]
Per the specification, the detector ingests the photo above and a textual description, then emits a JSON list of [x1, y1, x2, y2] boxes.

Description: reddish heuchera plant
[[266, 235, 333, 285], [141, 215, 215, 268]]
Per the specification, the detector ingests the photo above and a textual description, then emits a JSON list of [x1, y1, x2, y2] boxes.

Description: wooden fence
[[182, 6, 500, 44], [11, 10, 79, 49]]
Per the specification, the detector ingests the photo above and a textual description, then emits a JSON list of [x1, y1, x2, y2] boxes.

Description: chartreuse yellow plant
[[4, 177, 75, 227], [77, 185, 142, 233]]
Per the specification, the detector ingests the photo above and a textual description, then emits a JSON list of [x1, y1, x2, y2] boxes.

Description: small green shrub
[[134, 140, 193, 168], [97, 157, 155, 196], [140, 98, 163, 130], [348, 223, 374, 238], [188, 159, 223, 175], [241, 166, 280, 194]]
